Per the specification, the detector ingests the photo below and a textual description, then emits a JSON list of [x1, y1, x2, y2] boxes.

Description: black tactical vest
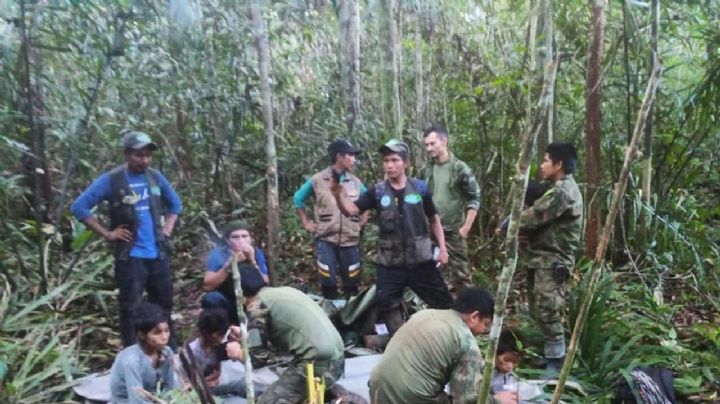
[[108, 164, 168, 260], [375, 179, 433, 268]]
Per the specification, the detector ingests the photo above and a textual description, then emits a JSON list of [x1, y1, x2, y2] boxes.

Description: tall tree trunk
[[337, 0, 361, 136], [413, 0, 425, 167], [477, 57, 559, 404], [640, 0, 659, 249], [584, 0, 606, 258], [249, 0, 280, 285], [551, 63, 661, 404], [17, 0, 52, 292], [380, 0, 402, 139], [541, 0, 554, 148]]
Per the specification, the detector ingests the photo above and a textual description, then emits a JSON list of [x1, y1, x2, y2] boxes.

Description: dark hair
[[422, 125, 448, 140], [545, 142, 578, 175], [525, 180, 547, 207], [133, 303, 168, 335], [453, 287, 494, 318], [197, 309, 229, 338], [497, 330, 522, 356]]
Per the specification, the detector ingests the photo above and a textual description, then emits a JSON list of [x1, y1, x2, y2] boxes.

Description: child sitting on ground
[[491, 330, 523, 395], [110, 302, 178, 403], [186, 308, 247, 398]]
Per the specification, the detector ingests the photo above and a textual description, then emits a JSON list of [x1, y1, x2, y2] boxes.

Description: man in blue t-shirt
[[203, 220, 269, 324], [71, 130, 182, 348]]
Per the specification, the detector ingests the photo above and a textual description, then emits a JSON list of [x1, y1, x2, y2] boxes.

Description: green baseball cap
[[121, 130, 158, 151], [378, 139, 410, 160]]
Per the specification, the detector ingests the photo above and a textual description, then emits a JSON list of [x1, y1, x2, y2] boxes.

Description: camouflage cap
[[121, 130, 158, 151], [378, 139, 410, 160]]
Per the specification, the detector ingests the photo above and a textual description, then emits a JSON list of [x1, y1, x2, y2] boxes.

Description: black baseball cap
[[327, 139, 361, 157], [122, 130, 158, 151], [378, 139, 410, 160]]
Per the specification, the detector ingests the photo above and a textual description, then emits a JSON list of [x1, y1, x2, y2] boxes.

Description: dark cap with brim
[[122, 130, 158, 151], [328, 139, 361, 157], [378, 139, 410, 160]]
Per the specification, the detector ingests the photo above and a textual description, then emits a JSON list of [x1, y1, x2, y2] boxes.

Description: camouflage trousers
[[527, 267, 567, 358], [257, 357, 344, 404], [443, 231, 473, 293]]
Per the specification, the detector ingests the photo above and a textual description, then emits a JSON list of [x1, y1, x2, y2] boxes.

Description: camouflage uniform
[[244, 287, 347, 404], [369, 309, 500, 404], [419, 153, 481, 292], [518, 174, 583, 359]]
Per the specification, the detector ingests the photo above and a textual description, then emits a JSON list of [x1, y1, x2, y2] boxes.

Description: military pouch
[[553, 263, 570, 285]]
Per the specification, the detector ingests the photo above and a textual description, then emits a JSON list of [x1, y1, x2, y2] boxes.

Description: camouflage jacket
[[518, 174, 583, 269], [418, 153, 481, 230]]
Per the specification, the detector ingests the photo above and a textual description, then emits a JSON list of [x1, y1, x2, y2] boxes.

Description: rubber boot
[[544, 356, 564, 380]]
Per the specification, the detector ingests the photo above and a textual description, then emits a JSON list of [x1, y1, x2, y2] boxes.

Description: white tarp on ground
[[73, 354, 383, 403], [73, 354, 550, 403]]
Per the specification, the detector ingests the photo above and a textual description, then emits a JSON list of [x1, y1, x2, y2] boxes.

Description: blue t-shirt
[[206, 246, 269, 276], [71, 168, 182, 259]]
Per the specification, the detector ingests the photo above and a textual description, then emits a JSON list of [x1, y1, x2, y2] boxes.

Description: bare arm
[[359, 210, 370, 227], [203, 255, 233, 291], [83, 217, 132, 242], [331, 183, 360, 217], [458, 208, 478, 238], [162, 213, 178, 237], [430, 214, 448, 266], [295, 208, 317, 233]]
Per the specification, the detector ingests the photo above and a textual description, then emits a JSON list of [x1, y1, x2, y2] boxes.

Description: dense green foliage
[[1, 0, 718, 402]]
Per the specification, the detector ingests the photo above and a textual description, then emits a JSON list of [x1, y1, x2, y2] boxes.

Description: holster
[[553, 262, 570, 285]]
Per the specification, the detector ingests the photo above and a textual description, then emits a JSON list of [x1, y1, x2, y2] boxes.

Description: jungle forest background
[[1, 0, 719, 402]]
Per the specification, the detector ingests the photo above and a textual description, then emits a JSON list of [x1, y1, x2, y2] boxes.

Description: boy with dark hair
[[110, 303, 178, 403], [186, 309, 247, 398], [332, 139, 453, 334], [369, 288, 517, 404], [491, 330, 522, 395], [518, 142, 583, 372]]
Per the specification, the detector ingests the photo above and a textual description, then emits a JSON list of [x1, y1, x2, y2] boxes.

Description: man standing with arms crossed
[[71, 130, 182, 348], [420, 126, 481, 293], [293, 139, 368, 299], [518, 142, 583, 372]]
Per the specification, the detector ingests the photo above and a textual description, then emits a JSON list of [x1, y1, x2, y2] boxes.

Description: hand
[[162, 223, 173, 238], [261, 274, 270, 284], [438, 247, 449, 267], [458, 225, 471, 239], [494, 390, 518, 404], [226, 341, 244, 361], [105, 225, 132, 242], [228, 325, 242, 341], [303, 221, 318, 233], [204, 368, 220, 387]]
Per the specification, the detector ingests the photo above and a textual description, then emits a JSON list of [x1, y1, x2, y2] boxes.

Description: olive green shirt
[[419, 153, 481, 231], [369, 309, 498, 404], [256, 287, 344, 361]]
